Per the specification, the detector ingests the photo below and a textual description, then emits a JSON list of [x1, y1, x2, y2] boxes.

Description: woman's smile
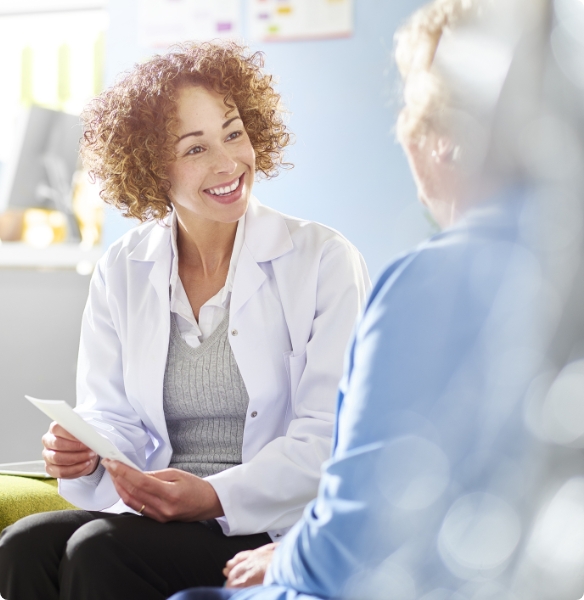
[[203, 173, 246, 205]]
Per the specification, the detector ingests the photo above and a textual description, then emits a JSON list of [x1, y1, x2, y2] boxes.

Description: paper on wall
[[25, 395, 140, 471], [138, 0, 241, 48], [249, 0, 353, 43]]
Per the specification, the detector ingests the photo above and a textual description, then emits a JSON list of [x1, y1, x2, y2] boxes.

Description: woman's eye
[[186, 146, 204, 155], [226, 131, 242, 141]]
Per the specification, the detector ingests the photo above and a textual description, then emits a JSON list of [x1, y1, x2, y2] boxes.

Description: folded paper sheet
[[25, 396, 140, 471]]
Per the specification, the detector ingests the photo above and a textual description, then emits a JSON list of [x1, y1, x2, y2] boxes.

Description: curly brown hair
[[81, 41, 292, 221]]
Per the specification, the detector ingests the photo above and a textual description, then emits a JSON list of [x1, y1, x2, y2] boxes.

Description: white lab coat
[[59, 196, 370, 539]]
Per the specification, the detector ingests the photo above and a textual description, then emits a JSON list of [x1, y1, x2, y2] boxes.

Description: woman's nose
[[211, 148, 237, 174]]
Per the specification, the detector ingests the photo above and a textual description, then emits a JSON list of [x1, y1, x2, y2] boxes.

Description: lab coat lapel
[[230, 245, 267, 315], [141, 261, 171, 439], [128, 221, 172, 437], [128, 220, 173, 312], [230, 196, 293, 315], [231, 196, 293, 316]]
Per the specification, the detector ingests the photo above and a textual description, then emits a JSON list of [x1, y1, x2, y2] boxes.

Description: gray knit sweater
[[163, 312, 249, 477]]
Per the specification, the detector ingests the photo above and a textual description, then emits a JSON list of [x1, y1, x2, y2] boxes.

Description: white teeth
[[208, 177, 240, 196]]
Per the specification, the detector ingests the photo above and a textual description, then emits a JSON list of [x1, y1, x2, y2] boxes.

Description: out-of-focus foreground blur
[[352, 1, 584, 598]]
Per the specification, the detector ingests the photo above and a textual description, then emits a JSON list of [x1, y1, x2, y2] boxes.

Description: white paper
[[25, 395, 140, 471], [249, 0, 353, 43]]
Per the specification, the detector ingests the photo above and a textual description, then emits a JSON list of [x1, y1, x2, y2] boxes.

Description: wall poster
[[249, 0, 353, 42], [138, 0, 241, 48]]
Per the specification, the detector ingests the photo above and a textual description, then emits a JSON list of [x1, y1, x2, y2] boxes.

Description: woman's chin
[[206, 194, 249, 224]]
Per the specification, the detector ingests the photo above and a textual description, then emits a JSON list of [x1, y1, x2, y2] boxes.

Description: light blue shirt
[[227, 190, 554, 599]]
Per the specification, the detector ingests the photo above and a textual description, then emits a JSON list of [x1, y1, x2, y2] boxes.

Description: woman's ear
[[432, 136, 460, 164]]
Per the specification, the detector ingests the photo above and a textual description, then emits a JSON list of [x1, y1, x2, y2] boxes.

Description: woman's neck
[[175, 211, 238, 276]]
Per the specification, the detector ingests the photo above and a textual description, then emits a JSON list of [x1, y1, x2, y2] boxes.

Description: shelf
[[0, 242, 103, 271]]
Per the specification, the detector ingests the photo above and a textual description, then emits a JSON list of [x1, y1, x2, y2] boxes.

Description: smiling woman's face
[[167, 85, 256, 225]]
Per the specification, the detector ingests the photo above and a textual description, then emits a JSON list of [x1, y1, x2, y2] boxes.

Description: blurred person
[[0, 42, 370, 600], [167, 0, 584, 599]]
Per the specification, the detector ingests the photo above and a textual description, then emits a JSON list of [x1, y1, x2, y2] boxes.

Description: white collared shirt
[[169, 211, 246, 349]]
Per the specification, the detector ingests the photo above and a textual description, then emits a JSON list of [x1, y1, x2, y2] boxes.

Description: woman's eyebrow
[[222, 116, 241, 129], [177, 116, 242, 142], [178, 130, 203, 141]]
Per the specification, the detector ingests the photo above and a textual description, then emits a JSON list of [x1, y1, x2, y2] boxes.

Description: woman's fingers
[[111, 480, 172, 523], [105, 461, 193, 505], [103, 461, 222, 523], [226, 563, 248, 586], [223, 551, 251, 576], [103, 461, 172, 521], [225, 551, 252, 569], [108, 475, 148, 515], [105, 461, 167, 500], [147, 468, 183, 482], [44, 421, 90, 451], [41, 421, 98, 479], [43, 451, 98, 479], [48, 421, 79, 440], [49, 421, 87, 449], [224, 543, 278, 588], [225, 561, 263, 588], [42, 446, 95, 466], [44, 459, 96, 479]]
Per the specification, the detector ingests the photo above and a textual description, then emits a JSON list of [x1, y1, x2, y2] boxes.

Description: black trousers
[[0, 509, 271, 600]]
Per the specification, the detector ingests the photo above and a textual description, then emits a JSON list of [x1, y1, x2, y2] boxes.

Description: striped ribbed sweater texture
[[163, 312, 249, 477]]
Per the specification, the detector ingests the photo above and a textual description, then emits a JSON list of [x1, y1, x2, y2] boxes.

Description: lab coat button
[[231, 329, 238, 336], [251, 411, 258, 418]]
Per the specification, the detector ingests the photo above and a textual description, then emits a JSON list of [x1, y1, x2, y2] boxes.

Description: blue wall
[[104, 0, 431, 279]]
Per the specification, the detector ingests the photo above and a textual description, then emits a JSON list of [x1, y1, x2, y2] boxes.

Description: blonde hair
[[395, 0, 478, 142]]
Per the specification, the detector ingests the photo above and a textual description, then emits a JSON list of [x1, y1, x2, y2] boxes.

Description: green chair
[[0, 475, 77, 533]]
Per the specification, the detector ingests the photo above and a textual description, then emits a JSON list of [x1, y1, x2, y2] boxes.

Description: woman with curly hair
[[0, 41, 370, 600]]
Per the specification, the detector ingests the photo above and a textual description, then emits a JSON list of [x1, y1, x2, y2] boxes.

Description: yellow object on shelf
[[21, 209, 68, 248]]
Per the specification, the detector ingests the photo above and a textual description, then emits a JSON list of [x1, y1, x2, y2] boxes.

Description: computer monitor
[[0, 105, 82, 240]]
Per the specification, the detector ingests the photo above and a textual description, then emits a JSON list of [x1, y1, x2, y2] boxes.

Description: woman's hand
[[42, 421, 99, 479], [102, 459, 224, 523], [223, 543, 279, 588]]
